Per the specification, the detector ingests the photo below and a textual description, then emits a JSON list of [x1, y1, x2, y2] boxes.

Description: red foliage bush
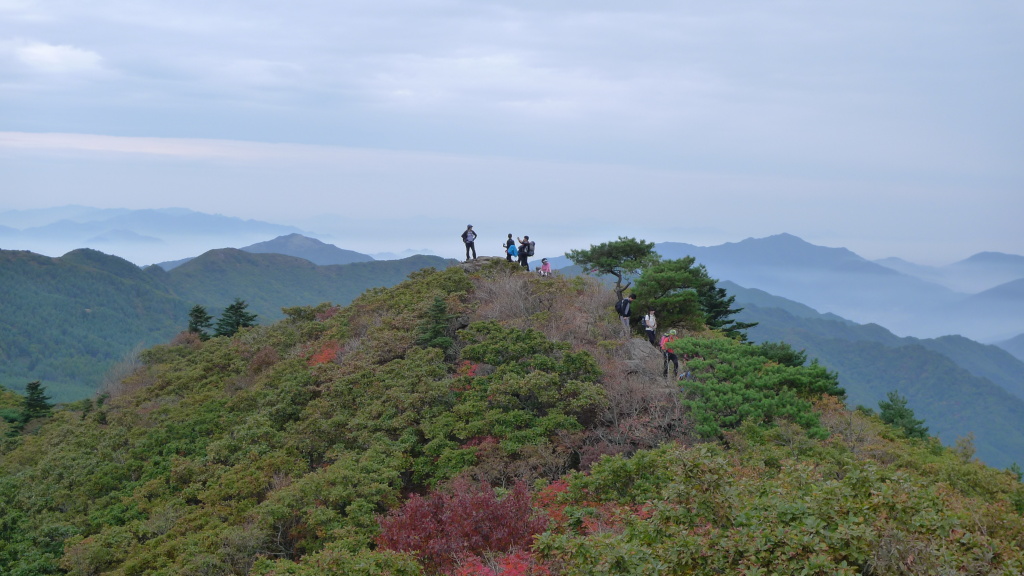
[[307, 341, 341, 366], [453, 550, 553, 576], [377, 478, 549, 574]]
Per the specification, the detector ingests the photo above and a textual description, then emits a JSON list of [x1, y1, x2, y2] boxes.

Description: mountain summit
[[240, 233, 374, 266]]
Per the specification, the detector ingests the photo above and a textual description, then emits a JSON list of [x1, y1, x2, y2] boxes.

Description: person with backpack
[[504, 233, 516, 262], [516, 235, 534, 270], [642, 308, 658, 347], [660, 329, 679, 378], [461, 225, 477, 261], [615, 294, 636, 337]]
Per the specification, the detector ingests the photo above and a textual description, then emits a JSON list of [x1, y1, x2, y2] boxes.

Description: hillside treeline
[[0, 248, 452, 401], [2, 262, 1023, 575]]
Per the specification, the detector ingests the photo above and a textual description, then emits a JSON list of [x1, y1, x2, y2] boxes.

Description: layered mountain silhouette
[[878, 252, 1024, 293], [0, 206, 309, 265], [724, 280, 1024, 469], [549, 233, 1024, 344], [155, 233, 376, 270]]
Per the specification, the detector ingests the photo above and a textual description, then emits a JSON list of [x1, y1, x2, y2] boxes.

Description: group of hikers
[[460, 225, 688, 379], [615, 294, 695, 380], [460, 225, 551, 276]]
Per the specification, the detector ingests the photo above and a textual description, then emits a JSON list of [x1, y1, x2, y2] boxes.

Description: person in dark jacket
[[616, 294, 636, 337], [517, 235, 534, 270], [461, 225, 477, 261], [504, 233, 516, 262]]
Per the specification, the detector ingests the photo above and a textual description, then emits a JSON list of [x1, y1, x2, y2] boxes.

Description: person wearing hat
[[660, 329, 679, 378], [538, 258, 552, 277], [461, 225, 477, 261]]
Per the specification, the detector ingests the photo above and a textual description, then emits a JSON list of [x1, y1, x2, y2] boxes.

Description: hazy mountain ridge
[[999, 333, 1024, 363], [876, 251, 1024, 293], [239, 233, 375, 266], [0, 246, 454, 400], [0, 206, 312, 265], [653, 234, 1022, 343], [724, 282, 1024, 468]]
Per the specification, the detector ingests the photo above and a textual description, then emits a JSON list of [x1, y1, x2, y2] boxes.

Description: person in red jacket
[[660, 329, 678, 378]]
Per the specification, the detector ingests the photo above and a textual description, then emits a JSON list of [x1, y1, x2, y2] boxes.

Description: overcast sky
[[2, 1, 1022, 264]]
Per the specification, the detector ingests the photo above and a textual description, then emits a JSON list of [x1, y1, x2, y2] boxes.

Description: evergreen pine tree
[[416, 296, 455, 356], [566, 237, 660, 299], [698, 284, 758, 340], [21, 380, 53, 423], [878, 390, 929, 439], [187, 304, 213, 341], [214, 298, 258, 337]]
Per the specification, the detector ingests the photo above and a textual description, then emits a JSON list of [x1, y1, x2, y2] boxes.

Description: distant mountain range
[[724, 280, 1024, 468], [154, 233, 376, 270], [548, 233, 1024, 346], [0, 245, 454, 401], [876, 252, 1024, 293], [0, 206, 314, 265]]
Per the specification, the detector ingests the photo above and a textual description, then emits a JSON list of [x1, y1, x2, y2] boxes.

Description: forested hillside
[[0, 248, 453, 401], [726, 282, 1024, 469], [0, 249, 187, 400], [2, 261, 1022, 575]]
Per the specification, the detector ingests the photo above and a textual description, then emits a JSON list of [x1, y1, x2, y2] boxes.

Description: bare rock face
[[623, 337, 663, 375], [457, 256, 518, 274], [624, 338, 662, 361]]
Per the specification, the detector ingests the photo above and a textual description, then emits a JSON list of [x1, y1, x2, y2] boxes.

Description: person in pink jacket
[[538, 258, 552, 276]]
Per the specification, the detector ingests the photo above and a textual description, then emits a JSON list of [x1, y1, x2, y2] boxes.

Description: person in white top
[[643, 309, 657, 347]]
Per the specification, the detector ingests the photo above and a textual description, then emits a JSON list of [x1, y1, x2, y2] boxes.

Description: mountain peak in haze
[[240, 233, 374, 266]]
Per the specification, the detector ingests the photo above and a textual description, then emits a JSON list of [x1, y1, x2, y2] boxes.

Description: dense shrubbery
[[1, 262, 1022, 575], [670, 336, 845, 439]]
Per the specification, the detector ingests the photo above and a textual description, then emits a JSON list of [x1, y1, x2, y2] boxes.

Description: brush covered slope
[[1, 262, 1023, 575]]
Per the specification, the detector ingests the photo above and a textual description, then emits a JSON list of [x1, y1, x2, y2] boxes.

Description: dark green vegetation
[[566, 236, 659, 298], [0, 248, 453, 401], [631, 257, 757, 339], [727, 281, 1024, 469], [2, 262, 1023, 575]]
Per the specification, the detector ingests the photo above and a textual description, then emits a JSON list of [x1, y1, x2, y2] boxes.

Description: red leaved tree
[[377, 478, 549, 574]]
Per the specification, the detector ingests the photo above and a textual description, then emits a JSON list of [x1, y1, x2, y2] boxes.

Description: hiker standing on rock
[[517, 235, 534, 270], [461, 225, 477, 261], [615, 294, 636, 338], [504, 233, 516, 262], [642, 309, 658, 347]]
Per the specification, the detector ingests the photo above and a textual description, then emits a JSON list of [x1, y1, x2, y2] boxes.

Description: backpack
[[526, 241, 535, 257], [614, 299, 626, 315], [507, 243, 518, 257]]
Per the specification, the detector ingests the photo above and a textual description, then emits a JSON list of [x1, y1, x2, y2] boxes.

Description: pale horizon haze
[[2, 2, 1022, 266]]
